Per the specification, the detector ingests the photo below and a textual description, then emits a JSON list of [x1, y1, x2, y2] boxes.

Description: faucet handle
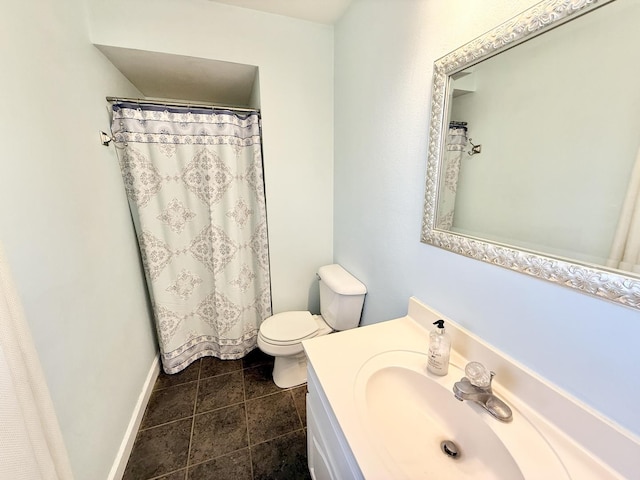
[[465, 361, 493, 388]]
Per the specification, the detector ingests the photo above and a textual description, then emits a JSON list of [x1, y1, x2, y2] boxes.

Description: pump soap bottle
[[427, 319, 451, 376]]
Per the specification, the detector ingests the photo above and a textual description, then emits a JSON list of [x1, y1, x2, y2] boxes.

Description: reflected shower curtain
[[112, 103, 271, 373], [607, 146, 640, 273], [436, 124, 468, 229]]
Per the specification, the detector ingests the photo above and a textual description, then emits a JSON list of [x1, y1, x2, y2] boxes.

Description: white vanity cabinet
[[306, 365, 363, 480], [302, 298, 636, 479]]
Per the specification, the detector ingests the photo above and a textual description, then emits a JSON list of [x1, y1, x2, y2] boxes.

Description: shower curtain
[[607, 146, 640, 273], [112, 102, 272, 374], [436, 124, 468, 229]]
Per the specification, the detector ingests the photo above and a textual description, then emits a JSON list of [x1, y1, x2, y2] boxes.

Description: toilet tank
[[317, 264, 367, 331]]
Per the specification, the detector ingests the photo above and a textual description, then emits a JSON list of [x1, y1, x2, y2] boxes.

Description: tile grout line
[[185, 446, 252, 471], [147, 466, 187, 480], [241, 361, 255, 480], [184, 359, 202, 480], [249, 427, 307, 448], [136, 414, 193, 433], [189, 398, 246, 418], [291, 387, 305, 430], [131, 356, 307, 480], [140, 370, 196, 480]]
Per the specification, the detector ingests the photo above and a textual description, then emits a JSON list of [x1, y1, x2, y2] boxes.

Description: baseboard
[[107, 355, 160, 480]]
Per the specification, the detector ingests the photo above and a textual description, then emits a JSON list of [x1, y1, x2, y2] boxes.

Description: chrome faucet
[[453, 362, 512, 422]]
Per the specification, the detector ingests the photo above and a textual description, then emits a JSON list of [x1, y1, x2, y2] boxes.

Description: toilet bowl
[[257, 264, 367, 388], [257, 311, 332, 388]]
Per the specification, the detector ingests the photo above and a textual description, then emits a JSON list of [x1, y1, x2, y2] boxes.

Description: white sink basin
[[353, 350, 570, 479]]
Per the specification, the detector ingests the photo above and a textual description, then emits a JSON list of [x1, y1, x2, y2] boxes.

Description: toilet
[[257, 264, 367, 388]]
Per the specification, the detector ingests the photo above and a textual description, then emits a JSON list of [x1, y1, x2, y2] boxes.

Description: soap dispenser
[[427, 319, 451, 376]]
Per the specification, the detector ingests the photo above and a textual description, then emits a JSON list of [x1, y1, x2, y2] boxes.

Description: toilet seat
[[257, 311, 333, 388], [256, 264, 366, 388], [259, 311, 319, 345]]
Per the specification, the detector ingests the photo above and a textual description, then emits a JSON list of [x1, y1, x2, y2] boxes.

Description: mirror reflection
[[435, 0, 640, 275]]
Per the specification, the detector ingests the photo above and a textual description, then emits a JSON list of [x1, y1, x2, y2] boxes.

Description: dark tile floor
[[123, 349, 311, 480]]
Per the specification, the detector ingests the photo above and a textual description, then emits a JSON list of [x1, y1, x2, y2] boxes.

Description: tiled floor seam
[[153, 379, 198, 392], [146, 466, 187, 480], [185, 360, 203, 474], [185, 445, 252, 471], [245, 388, 290, 402], [193, 398, 246, 417], [241, 362, 255, 479], [199, 369, 243, 381], [291, 389, 305, 429], [137, 415, 194, 433], [249, 427, 307, 448]]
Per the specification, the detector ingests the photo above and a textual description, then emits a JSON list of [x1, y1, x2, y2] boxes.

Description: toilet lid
[[260, 311, 319, 343]]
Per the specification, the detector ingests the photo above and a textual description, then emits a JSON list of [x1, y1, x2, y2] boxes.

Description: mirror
[[422, 0, 640, 309]]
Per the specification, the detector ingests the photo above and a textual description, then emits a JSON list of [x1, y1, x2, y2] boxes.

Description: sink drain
[[440, 440, 460, 459]]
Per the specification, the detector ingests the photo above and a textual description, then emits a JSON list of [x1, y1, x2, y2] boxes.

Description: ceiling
[[97, 45, 258, 106], [98, 1, 352, 106], [210, 0, 353, 25]]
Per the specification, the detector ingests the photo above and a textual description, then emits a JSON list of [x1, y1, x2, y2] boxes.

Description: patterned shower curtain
[[436, 124, 468, 230], [111, 102, 272, 374]]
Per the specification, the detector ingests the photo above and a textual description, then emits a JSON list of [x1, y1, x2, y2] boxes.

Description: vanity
[[303, 297, 639, 479], [302, 1, 640, 476]]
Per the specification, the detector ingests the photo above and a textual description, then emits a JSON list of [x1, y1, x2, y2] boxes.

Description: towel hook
[[467, 138, 482, 156], [99, 130, 126, 149], [99, 131, 113, 146]]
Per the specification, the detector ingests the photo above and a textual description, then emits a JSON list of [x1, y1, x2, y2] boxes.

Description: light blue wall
[[0, 0, 158, 478], [334, 0, 640, 438], [88, 0, 335, 316], [450, 1, 640, 266]]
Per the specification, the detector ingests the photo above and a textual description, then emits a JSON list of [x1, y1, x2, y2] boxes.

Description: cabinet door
[[307, 393, 336, 480], [306, 366, 364, 480]]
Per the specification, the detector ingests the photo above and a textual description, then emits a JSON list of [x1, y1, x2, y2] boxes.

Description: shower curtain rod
[[106, 96, 259, 113]]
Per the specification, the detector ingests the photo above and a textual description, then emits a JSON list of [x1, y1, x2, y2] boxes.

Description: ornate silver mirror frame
[[421, 0, 640, 310]]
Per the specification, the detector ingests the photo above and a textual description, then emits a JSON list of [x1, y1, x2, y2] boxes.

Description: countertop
[[303, 298, 633, 479]]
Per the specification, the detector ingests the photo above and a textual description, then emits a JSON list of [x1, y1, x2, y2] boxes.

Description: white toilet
[[257, 264, 367, 388]]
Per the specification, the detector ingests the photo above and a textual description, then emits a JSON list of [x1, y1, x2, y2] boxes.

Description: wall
[[334, 0, 640, 442], [4, 0, 637, 476], [87, 0, 335, 315], [450, 0, 640, 265], [0, 0, 332, 476], [0, 0, 158, 478]]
